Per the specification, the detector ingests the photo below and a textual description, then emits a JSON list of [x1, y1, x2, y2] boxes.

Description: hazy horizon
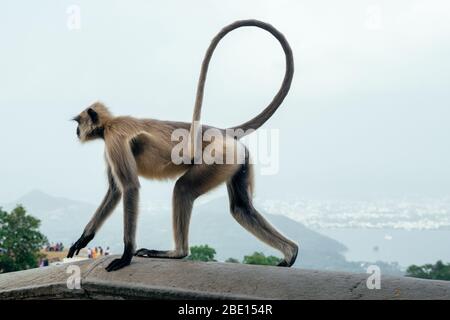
[[1, 0, 450, 205], [3, 187, 449, 269]]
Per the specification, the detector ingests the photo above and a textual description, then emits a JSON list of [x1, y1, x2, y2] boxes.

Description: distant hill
[[189, 197, 350, 270], [2, 190, 402, 274], [13, 189, 91, 213], [4, 189, 97, 246]]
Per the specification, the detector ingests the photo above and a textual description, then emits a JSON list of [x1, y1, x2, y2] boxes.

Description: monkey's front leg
[[105, 186, 139, 272], [67, 186, 121, 258]]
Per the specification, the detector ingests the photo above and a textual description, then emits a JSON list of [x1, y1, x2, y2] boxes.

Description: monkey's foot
[[135, 248, 187, 259], [105, 253, 133, 272], [67, 233, 95, 258], [277, 244, 299, 267]]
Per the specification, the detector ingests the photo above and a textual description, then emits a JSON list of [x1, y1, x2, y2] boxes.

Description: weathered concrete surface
[[0, 255, 449, 299]]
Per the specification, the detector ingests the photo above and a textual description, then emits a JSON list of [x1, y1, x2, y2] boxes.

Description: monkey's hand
[[67, 233, 95, 258], [105, 251, 133, 272]]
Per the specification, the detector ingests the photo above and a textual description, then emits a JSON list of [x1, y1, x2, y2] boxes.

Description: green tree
[[406, 260, 450, 281], [225, 257, 240, 263], [0, 205, 48, 273], [243, 252, 282, 266], [187, 244, 216, 262]]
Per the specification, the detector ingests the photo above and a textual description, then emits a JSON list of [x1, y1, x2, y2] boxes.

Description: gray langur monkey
[[67, 19, 298, 271]]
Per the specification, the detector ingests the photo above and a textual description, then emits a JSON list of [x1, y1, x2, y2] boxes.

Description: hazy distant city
[[258, 197, 450, 230]]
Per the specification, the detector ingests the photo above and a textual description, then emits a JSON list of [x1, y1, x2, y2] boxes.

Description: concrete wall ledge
[[1, 255, 449, 300]]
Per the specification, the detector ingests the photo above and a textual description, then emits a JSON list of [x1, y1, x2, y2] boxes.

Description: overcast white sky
[[1, 0, 449, 204]]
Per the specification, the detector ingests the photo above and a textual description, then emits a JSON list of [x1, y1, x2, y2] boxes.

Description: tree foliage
[[406, 260, 450, 281], [0, 205, 48, 273], [187, 246, 283, 266], [187, 244, 216, 262], [243, 252, 282, 266]]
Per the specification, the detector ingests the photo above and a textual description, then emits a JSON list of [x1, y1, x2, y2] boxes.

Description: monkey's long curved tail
[[190, 19, 294, 149]]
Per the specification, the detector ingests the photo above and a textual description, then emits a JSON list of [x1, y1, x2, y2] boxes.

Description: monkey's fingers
[[134, 248, 187, 259], [277, 260, 288, 267], [105, 257, 131, 272], [134, 248, 153, 257], [67, 246, 76, 258]]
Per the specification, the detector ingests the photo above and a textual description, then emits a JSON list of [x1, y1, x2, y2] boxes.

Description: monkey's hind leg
[[226, 161, 299, 267], [136, 163, 241, 259]]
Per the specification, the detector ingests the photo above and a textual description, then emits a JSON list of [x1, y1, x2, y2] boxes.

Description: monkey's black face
[[72, 116, 80, 138], [72, 115, 83, 140], [72, 108, 103, 142]]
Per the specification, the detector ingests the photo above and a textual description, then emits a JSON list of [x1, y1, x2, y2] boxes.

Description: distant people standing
[[87, 248, 92, 259], [99, 246, 103, 256], [105, 247, 110, 256]]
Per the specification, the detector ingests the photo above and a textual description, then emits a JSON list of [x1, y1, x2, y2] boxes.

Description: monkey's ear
[[87, 108, 99, 124]]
